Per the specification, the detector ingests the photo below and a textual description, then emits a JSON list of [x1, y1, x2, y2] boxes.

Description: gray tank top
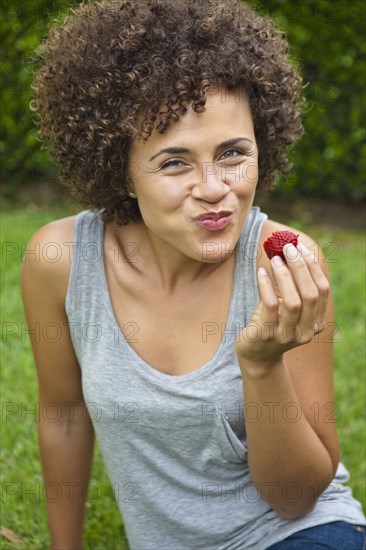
[[65, 207, 365, 549]]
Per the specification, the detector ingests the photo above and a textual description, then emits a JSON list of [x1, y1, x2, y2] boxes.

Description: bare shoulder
[[21, 214, 89, 405], [24, 214, 77, 247], [21, 215, 78, 305]]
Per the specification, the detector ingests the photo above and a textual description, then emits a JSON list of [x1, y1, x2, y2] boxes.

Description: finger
[[297, 243, 330, 332], [257, 267, 279, 339], [283, 243, 320, 341], [270, 254, 301, 343]]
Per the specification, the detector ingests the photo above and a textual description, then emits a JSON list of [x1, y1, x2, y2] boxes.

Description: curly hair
[[31, 0, 304, 226]]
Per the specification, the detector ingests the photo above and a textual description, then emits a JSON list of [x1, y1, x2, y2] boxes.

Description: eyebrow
[[149, 137, 253, 162]]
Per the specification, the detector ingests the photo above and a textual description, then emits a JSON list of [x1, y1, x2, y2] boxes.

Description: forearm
[[239, 356, 335, 519], [39, 406, 94, 549]]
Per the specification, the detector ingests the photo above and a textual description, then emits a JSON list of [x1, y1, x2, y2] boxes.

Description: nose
[[191, 163, 230, 202]]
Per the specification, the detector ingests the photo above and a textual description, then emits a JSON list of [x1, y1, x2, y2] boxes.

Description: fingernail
[[285, 244, 298, 259], [272, 255, 284, 266], [298, 243, 310, 256], [258, 267, 267, 276]]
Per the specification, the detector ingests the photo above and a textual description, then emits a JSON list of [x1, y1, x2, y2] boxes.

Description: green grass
[[1, 202, 365, 548], [1, 202, 128, 549]]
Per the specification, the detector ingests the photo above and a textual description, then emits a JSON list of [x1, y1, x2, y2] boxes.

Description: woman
[[22, 0, 365, 548]]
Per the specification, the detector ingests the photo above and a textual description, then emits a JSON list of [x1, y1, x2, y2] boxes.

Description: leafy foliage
[[1, 0, 365, 200], [251, 0, 366, 201], [1, 1, 81, 192]]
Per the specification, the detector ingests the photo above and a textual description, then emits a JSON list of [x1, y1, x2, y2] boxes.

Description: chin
[[198, 239, 237, 263]]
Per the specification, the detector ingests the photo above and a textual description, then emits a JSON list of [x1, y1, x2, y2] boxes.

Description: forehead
[[133, 87, 255, 154]]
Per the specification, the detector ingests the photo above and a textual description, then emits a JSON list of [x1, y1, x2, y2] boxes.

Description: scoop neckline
[[97, 218, 243, 383]]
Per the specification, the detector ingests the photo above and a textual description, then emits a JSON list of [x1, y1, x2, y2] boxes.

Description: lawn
[[1, 200, 365, 548]]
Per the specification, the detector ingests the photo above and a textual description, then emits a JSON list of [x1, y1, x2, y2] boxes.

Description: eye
[[219, 148, 246, 160], [160, 158, 187, 170]]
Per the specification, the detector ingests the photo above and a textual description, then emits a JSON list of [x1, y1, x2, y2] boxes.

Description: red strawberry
[[263, 231, 299, 260]]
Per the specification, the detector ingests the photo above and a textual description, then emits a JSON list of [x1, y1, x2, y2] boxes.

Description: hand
[[235, 242, 330, 370]]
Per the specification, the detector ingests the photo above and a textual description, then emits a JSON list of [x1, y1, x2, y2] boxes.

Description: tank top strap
[[234, 206, 268, 329], [65, 209, 104, 313]]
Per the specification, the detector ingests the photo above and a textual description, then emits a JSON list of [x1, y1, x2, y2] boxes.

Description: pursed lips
[[194, 210, 233, 222]]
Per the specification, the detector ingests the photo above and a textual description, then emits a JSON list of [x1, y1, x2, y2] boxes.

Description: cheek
[[137, 184, 185, 221], [158, 181, 186, 203], [148, 180, 189, 212], [231, 162, 258, 199], [241, 161, 259, 187]]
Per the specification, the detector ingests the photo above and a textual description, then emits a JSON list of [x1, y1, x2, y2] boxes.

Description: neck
[[118, 221, 234, 294]]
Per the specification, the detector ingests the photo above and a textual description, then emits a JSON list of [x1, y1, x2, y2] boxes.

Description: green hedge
[[2, 0, 365, 201], [251, 0, 366, 201], [1, 1, 79, 193]]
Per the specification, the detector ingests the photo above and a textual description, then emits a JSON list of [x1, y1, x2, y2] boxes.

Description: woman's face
[[128, 87, 259, 263]]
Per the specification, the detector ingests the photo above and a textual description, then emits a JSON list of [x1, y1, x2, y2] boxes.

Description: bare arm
[[21, 218, 94, 549], [236, 221, 339, 520]]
